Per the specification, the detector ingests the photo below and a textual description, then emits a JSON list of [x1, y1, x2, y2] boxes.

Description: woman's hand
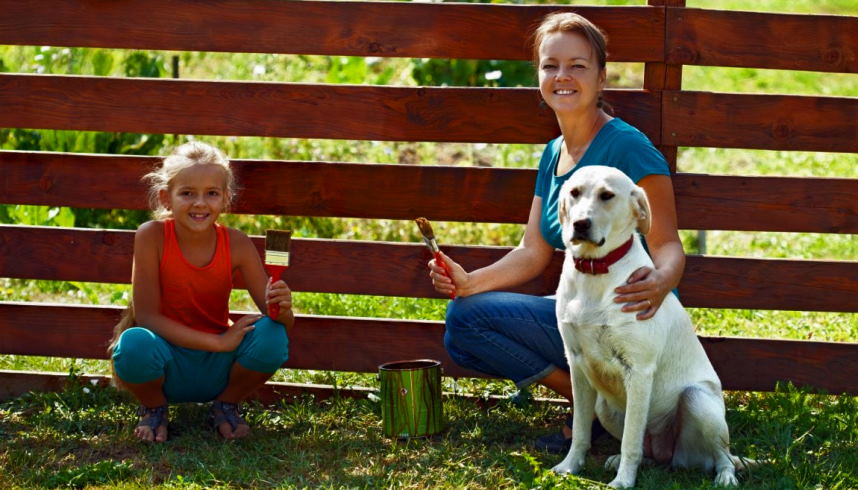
[[617, 175, 685, 321], [428, 252, 468, 298], [266, 277, 293, 324], [219, 314, 261, 351], [614, 266, 671, 320]]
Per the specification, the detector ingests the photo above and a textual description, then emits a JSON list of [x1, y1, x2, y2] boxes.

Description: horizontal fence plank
[[0, 370, 376, 404], [5, 75, 855, 152], [674, 174, 858, 234], [0, 74, 659, 144], [681, 257, 858, 312], [0, 370, 565, 405], [664, 91, 858, 152], [0, 302, 482, 378], [2, 226, 856, 312], [0, 302, 855, 394], [668, 8, 858, 73], [2, 152, 857, 233], [0, 1, 664, 62], [699, 336, 858, 395]]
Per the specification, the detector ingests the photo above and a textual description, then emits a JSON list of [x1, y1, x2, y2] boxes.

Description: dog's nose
[[573, 219, 591, 233]]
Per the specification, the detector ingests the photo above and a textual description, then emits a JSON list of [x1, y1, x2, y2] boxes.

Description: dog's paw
[[551, 457, 584, 475], [714, 468, 738, 487], [607, 477, 635, 489], [605, 454, 622, 471]]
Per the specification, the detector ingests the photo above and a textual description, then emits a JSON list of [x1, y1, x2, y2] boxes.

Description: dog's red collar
[[573, 236, 634, 275]]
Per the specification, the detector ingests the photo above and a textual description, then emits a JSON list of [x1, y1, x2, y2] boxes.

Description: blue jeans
[[444, 292, 569, 389]]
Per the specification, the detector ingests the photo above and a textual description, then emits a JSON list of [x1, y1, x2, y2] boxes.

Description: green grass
[[1, 379, 856, 489], [0, 384, 858, 489]]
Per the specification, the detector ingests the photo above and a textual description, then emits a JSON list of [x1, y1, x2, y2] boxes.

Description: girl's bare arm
[[231, 230, 295, 329]]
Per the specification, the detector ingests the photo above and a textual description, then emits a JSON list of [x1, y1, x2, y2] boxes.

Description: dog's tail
[[731, 455, 759, 472]]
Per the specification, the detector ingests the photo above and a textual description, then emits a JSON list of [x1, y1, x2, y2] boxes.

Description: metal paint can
[[379, 359, 444, 439]]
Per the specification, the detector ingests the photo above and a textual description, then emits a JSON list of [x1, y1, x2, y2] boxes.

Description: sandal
[[136, 404, 168, 442], [534, 413, 607, 454], [209, 400, 249, 438]]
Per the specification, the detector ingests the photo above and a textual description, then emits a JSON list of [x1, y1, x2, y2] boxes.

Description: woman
[[426, 12, 685, 453]]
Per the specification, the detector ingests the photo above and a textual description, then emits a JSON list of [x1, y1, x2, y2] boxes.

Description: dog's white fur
[[552, 165, 746, 488]]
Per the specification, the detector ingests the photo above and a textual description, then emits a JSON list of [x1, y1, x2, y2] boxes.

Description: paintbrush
[[415, 217, 455, 299], [264, 229, 293, 318]]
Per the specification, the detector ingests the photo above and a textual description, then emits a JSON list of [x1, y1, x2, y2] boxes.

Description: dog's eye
[[570, 188, 580, 198], [600, 191, 615, 201]]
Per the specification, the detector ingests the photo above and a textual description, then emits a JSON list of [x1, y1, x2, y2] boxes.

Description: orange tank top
[[159, 219, 232, 334]]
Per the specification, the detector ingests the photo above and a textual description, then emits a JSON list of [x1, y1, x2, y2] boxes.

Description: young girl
[[109, 141, 294, 442]]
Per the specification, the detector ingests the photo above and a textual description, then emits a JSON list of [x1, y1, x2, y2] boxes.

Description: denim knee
[[442, 292, 564, 384], [236, 316, 289, 373], [443, 296, 489, 371], [112, 327, 171, 384], [444, 295, 478, 345]]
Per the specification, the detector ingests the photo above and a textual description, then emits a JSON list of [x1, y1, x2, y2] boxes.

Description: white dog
[[552, 165, 749, 488]]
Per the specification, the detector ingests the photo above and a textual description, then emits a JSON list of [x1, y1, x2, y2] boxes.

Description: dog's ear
[[558, 193, 569, 226], [631, 185, 651, 235]]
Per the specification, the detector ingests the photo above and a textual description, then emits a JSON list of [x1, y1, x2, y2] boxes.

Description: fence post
[[643, 0, 705, 253]]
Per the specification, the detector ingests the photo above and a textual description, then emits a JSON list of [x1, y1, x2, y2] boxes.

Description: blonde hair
[[143, 141, 236, 219], [531, 12, 610, 110], [107, 302, 135, 389]]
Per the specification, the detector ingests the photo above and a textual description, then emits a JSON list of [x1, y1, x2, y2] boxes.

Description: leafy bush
[[411, 58, 534, 87]]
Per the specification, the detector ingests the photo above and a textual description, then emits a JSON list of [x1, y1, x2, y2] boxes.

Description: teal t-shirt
[[534, 118, 670, 250]]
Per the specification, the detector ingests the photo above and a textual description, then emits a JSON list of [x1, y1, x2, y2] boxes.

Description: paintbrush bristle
[[265, 230, 292, 266], [415, 217, 435, 240]]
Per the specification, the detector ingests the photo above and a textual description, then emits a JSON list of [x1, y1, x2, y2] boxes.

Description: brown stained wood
[[0, 151, 536, 220], [0, 370, 116, 401], [0, 370, 376, 404], [663, 91, 858, 152], [3, 152, 857, 233], [647, 0, 685, 6], [682, 256, 858, 312], [231, 162, 537, 222], [284, 316, 484, 377], [0, 226, 136, 284], [667, 8, 858, 73], [0, 370, 565, 405], [2, 226, 857, 312], [1, 302, 856, 394], [0, 152, 152, 210], [0, 74, 660, 144], [0, 302, 484, 378], [0, 1, 664, 62], [0, 303, 123, 359], [700, 337, 858, 395], [674, 174, 858, 234], [643, 0, 684, 173], [643, 62, 682, 172]]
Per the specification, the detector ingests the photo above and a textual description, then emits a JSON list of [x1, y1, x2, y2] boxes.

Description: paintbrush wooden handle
[[266, 265, 286, 319], [433, 251, 456, 299]]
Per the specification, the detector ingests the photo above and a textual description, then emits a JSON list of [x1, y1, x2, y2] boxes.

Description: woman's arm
[[132, 221, 240, 351], [231, 230, 295, 329], [614, 174, 686, 319], [430, 196, 557, 297]]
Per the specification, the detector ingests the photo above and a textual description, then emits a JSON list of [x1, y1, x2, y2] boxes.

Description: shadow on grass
[[1, 381, 856, 488]]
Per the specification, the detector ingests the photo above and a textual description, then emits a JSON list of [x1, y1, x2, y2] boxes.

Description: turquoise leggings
[[112, 316, 288, 403]]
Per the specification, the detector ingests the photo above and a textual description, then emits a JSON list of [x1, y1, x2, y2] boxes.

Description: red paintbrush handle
[[433, 251, 456, 299], [266, 265, 287, 318]]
